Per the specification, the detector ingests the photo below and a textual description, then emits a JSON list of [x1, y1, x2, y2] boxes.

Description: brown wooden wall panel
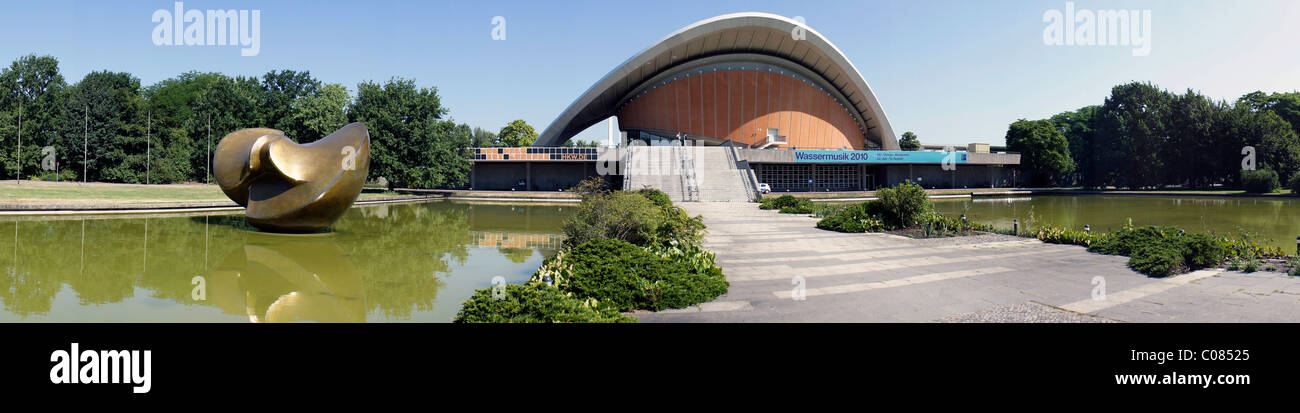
[[701, 72, 716, 140], [615, 69, 865, 149], [727, 71, 740, 142]]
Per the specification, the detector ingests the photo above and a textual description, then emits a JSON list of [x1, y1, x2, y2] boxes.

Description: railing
[[678, 143, 699, 201], [729, 144, 760, 201], [621, 146, 633, 190], [468, 147, 599, 161]]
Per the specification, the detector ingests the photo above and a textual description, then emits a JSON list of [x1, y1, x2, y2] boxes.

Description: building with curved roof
[[536, 12, 899, 150]]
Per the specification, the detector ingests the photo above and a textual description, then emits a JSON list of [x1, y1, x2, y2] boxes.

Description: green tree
[[63, 71, 146, 182], [0, 54, 68, 181], [498, 119, 537, 147], [141, 72, 223, 183], [259, 70, 320, 136], [281, 83, 349, 142], [1049, 105, 1098, 186], [471, 126, 498, 147], [1165, 90, 1221, 188], [1005, 119, 1075, 186], [1094, 82, 1172, 189], [898, 131, 920, 151], [347, 77, 469, 188], [191, 74, 263, 182], [1223, 102, 1300, 184]]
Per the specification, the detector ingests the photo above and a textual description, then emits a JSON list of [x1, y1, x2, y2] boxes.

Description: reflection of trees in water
[[335, 203, 472, 319], [0, 216, 246, 317], [498, 247, 533, 263], [0, 201, 564, 320]]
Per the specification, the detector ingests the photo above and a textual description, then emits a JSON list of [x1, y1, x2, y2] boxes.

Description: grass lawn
[[0, 181, 409, 206]]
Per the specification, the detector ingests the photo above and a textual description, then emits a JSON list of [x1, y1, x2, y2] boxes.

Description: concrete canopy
[[535, 12, 899, 150]]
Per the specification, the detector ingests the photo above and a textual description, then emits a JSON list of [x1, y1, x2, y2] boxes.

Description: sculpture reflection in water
[[214, 122, 371, 233], [206, 233, 366, 323]]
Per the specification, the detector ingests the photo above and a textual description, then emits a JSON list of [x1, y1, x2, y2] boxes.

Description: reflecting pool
[[0, 201, 574, 322], [932, 195, 1300, 252]]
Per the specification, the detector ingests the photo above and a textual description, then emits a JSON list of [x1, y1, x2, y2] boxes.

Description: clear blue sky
[[2, 0, 1298, 145]]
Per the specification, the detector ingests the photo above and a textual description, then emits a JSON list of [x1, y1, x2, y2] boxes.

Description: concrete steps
[[623, 145, 755, 202]]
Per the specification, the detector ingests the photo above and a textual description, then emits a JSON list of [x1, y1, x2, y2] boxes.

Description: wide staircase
[[623, 145, 756, 202]]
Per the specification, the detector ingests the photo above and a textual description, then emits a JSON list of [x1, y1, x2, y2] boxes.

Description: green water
[[0, 201, 574, 322], [932, 195, 1300, 252]]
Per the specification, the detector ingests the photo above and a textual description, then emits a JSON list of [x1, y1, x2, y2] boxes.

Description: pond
[[0, 201, 574, 322], [932, 195, 1300, 252]]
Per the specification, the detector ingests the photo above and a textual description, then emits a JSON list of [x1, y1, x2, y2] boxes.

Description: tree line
[[1006, 81, 1300, 189], [0, 54, 552, 188]]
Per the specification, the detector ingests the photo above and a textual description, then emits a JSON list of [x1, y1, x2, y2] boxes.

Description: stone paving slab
[[636, 202, 1300, 323]]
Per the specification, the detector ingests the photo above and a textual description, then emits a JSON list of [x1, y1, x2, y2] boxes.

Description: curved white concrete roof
[[536, 12, 899, 149]]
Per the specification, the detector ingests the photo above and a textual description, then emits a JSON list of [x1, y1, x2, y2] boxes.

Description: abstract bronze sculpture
[[214, 123, 371, 232]]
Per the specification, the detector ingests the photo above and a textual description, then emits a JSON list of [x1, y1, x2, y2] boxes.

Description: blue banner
[[793, 150, 967, 164]]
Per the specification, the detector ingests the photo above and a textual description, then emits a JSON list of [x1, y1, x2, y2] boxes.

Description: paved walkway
[[636, 202, 1300, 322]]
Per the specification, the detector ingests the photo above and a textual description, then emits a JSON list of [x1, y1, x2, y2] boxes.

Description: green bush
[[875, 181, 932, 228], [1128, 240, 1189, 277], [549, 239, 728, 311], [1181, 233, 1226, 269], [760, 195, 815, 214], [919, 211, 991, 236], [816, 201, 883, 232], [1088, 226, 1179, 256], [453, 283, 635, 323], [636, 188, 672, 207], [1034, 225, 1099, 247], [1291, 173, 1300, 195], [1241, 169, 1280, 193], [562, 191, 703, 248], [1087, 225, 1231, 276]]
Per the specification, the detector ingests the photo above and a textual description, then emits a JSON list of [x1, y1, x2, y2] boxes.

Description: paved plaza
[[636, 202, 1300, 322]]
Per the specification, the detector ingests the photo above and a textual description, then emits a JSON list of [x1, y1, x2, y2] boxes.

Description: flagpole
[[14, 100, 20, 185], [83, 103, 88, 184], [146, 109, 151, 185], [206, 113, 211, 185]]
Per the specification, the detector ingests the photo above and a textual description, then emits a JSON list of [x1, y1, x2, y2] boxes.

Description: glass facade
[[757, 164, 874, 192]]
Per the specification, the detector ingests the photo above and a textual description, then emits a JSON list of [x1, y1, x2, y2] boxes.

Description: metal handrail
[[729, 145, 760, 201]]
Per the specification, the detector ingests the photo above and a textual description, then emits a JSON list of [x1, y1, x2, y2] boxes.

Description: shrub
[[1128, 240, 1189, 277], [636, 188, 672, 207], [1291, 173, 1300, 195], [562, 191, 703, 248], [816, 201, 882, 232], [453, 283, 635, 323], [1181, 233, 1226, 269], [1243, 258, 1260, 273], [1241, 169, 1280, 193], [1088, 226, 1179, 256], [549, 239, 728, 311], [562, 191, 660, 247], [1086, 226, 1232, 276], [919, 211, 991, 236], [875, 181, 932, 228], [568, 176, 609, 199], [1034, 225, 1098, 247], [761, 195, 801, 210]]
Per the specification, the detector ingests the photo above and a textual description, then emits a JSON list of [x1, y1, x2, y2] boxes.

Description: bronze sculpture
[[214, 123, 371, 232]]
